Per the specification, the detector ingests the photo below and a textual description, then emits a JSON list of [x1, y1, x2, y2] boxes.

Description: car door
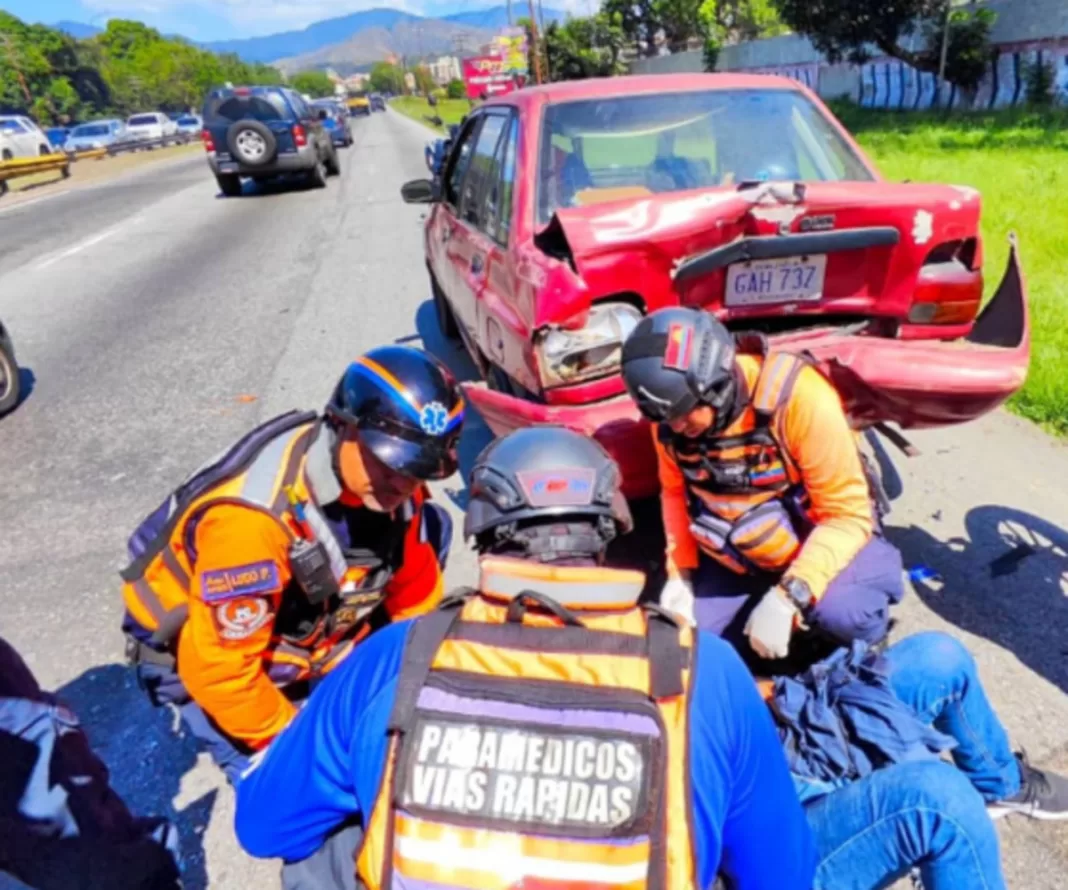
[[447, 110, 511, 339], [21, 119, 45, 153], [430, 114, 483, 330], [10, 119, 35, 156]]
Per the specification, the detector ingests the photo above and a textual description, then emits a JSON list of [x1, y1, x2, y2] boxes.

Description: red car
[[401, 73, 1030, 500]]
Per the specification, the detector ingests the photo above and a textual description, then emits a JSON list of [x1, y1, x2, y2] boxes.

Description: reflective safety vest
[[356, 557, 698, 890], [119, 410, 410, 682], [659, 344, 819, 576]]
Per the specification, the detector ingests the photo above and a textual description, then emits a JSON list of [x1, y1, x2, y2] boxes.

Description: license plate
[[218, 162, 238, 172], [725, 255, 827, 307]]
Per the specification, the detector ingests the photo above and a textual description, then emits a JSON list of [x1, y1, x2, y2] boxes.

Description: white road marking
[[33, 221, 132, 271]]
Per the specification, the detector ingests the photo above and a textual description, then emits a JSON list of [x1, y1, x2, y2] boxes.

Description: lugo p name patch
[[398, 715, 652, 836], [200, 561, 282, 603]]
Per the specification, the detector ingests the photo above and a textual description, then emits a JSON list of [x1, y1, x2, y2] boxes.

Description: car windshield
[[204, 92, 289, 123], [0, 120, 23, 132], [537, 88, 875, 223], [72, 124, 110, 136], [128, 115, 159, 126]]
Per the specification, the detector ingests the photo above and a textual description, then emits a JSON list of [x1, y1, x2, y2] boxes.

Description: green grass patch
[[390, 96, 473, 132], [835, 103, 1068, 434]]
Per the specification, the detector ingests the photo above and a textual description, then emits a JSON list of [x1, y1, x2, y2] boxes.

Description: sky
[[0, 0, 560, 42]]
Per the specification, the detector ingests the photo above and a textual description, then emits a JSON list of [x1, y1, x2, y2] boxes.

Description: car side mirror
[[401, 178, 437, 204]]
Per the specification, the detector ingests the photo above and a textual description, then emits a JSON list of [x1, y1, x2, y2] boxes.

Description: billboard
[[461, 54, 521, 99], [492, 27, 529, 77]]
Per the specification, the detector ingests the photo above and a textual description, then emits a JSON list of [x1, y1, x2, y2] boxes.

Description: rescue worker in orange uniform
[[233, 426, 816, 890], [620, 307, 905, 668], [119, 345, 464, 783]]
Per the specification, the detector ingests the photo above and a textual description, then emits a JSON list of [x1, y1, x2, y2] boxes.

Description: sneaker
[[987, 752, 1068, 821]]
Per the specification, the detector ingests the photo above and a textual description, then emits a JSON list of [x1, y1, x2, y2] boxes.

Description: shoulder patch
[[200, 561, 282, 603], [214, 597, 273, 641]]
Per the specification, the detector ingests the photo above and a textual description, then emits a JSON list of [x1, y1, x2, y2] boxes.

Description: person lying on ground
[[0, 636, 182, 890], [232, 426, 817, 890]]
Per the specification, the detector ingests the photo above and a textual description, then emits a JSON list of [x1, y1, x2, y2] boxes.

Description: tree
[[772, 0, 997, 92], [412, 65, 435, 96], [369, 61, 404, 95], [602, 0, 661, 58], [446, 78, 466, 99], [290, 70, 335, 97], [543, 12, 628, 82]]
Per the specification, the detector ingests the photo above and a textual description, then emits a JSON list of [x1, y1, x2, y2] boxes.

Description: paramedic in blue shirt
[[234, 425, 817, 890]]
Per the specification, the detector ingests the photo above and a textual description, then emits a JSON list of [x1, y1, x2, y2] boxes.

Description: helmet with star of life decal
[[464, 426, 633, 559], [326, 345, 465, 480]]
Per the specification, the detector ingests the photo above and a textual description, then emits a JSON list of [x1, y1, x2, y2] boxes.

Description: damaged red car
[[401, 73, 1030, 500]]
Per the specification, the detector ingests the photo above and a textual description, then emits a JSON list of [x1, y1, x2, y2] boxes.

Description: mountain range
[[53, 6, 566, 73]]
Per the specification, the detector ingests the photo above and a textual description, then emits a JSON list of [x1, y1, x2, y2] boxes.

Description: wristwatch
[[780, 577, 816, 618]]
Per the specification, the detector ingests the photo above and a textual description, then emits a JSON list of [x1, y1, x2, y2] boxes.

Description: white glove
[[660, 576, 696, 626], [743, 587, 798, 660]]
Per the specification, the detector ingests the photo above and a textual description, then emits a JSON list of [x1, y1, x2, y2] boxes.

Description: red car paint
[[409, 74, 1030, 500]]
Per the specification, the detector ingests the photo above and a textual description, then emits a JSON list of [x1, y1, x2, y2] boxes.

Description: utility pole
[[507, 0, 513, 26], [527, 0, 544, 84]]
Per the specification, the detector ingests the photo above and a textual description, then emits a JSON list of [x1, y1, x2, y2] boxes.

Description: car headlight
[[535, 302, 642, 389]]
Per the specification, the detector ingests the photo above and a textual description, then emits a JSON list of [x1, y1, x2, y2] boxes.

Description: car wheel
[[225, 120, 278, 168], [38, 144, 51, 155], [325, 147, 341, 177], [306, 157, 328, 189], [431, 272, 459, 341], [0, 336, 21, 416], [216, 173, 243, 197]]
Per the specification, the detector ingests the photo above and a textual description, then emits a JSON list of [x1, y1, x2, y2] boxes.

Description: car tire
[[325, 147, 341, 177], [431, 273, 460, 341], [216, 173, 243, 197], [306, 157, 328, 189], [0, 336, 21, 416], [38, 144, 50, 155], [225, 120, 278, 168]]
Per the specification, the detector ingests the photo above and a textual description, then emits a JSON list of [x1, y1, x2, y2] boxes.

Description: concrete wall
[[628, 0, 1068, 107]]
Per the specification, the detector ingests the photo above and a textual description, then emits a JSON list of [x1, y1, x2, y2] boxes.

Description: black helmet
[[465, 426, 633, 561], [620, 307, 740, 434], [326, 346, 464, 480]]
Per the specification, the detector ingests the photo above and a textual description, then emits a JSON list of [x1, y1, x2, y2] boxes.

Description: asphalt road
[[0, 109, 1066, 889]]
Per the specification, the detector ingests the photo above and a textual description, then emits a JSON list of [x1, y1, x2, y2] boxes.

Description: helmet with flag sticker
[[620, 306, 742, 435], [326, 345, 464, 480], [465, 426, 633, 562]]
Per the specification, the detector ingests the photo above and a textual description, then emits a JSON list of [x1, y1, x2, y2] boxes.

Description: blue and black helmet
[[327, 345, 464, 480]]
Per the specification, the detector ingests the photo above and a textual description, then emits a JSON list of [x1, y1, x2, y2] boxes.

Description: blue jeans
[[804, 632, 1016, 890]]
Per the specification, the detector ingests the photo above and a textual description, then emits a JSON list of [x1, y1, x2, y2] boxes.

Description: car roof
[[481, 72, 807, 113]]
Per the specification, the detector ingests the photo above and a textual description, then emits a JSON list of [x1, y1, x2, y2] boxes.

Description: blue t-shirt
[[235, 620, 816, 889]]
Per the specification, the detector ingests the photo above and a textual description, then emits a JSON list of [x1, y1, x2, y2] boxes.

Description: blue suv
[[201, 85, 341, 196]]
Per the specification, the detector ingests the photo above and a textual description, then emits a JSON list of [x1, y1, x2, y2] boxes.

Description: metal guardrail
[[104, 133, 198, 156], [0, 153, 71, 196]]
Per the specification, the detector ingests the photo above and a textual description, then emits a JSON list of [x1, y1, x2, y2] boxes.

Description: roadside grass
[[835, 105, 1068, 434], [390, 96, 473, 132]]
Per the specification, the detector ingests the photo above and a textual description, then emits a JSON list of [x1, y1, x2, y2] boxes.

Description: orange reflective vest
[[659, 342, 866, 576], [355, 556, 697, 890], [120, 411, 413, 681]]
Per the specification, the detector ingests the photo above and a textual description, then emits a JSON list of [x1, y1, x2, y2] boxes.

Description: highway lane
[[0, 108, 1066, 888]]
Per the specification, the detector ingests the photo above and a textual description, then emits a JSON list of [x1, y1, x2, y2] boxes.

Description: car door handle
[[471, 254, 484, 275], [441, 226, 452, 243]]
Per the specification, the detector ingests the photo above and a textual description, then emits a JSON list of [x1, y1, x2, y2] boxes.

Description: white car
[[0, 116, 54, 160], [125, 112, 178, 143]]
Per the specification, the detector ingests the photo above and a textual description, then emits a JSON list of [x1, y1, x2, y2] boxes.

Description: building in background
[[429, 55, 463, 85]]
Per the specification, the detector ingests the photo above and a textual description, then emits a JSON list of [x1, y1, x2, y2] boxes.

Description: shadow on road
[[57, 665, 215, 890], [409, 299, 491, 511], [887, 505, 1068, 695], [4, 367, 36, 416]]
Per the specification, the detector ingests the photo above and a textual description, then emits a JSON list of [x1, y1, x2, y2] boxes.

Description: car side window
[[444, 117, 483, 210], [487, 114, 519, 245], [460, 113, 507, 229]]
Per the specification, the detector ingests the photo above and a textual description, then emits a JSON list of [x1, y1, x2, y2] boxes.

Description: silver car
[[66, 119, 128, 152]]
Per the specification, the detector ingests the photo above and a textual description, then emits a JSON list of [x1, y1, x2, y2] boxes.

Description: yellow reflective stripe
[[753, 353, 796, 413]]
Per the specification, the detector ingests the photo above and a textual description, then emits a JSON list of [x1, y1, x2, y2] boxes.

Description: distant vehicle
[[65, 119, 128, 152], [370, 94, 386, 112], [311, 99, 352, 148], [201, 84, 341, 197], [0, 319, 19, 416], [125, 112, 178, 143], [46, 127, 70, 150], [0, 116, 53, 159], [347, 95, 371, 116], [174, 114, 203, 140]]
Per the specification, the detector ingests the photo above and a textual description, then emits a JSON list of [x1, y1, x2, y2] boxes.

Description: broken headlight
[[535, 302, 642, 389]]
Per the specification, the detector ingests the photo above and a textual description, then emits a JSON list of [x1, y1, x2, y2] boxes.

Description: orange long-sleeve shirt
[[656, 354, 873, 600], [177, 490, 444, 750]]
